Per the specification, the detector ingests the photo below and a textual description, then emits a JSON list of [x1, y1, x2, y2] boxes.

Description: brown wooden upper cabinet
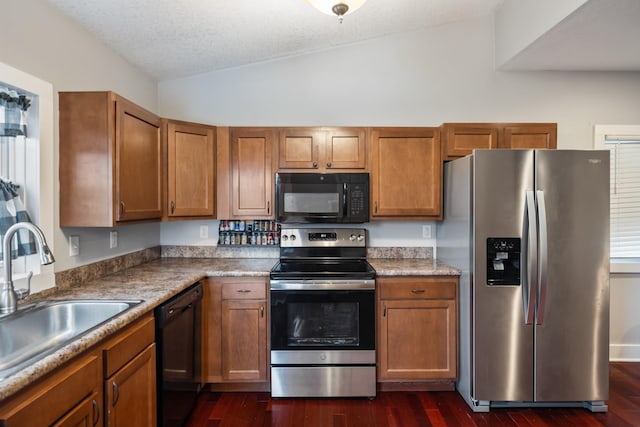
[[370, 127, 442, 219], [227, 127, 276, 219], [60, 91, 162, 227], [278, 127, 367, 171], [163, 119, 216, 219], [441, 123, 557, 160]]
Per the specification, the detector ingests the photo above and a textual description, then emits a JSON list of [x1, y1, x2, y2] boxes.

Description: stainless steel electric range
[[269, 228, 376, 398]]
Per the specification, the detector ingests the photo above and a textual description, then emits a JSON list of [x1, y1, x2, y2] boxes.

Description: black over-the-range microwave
[[274, 172, 369, 223]]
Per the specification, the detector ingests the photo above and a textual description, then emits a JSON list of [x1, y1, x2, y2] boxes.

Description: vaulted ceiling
[[47, 0, 640, 81]]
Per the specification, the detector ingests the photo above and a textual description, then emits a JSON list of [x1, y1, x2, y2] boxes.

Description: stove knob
[[349, 234, 356, 241], [357, 234, 364, 241], [282, 235, 288, 241], [290, 235, 296, 241], [319, 353, 327, 361]]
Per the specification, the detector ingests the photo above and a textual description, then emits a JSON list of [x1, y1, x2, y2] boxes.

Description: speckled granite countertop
[[0, 256, 458, 401], [0, 257, 277, 401], [369, 258, 460, 276]]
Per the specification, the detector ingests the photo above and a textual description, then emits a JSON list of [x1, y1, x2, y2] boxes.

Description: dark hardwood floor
[[185, 362, 640, 427]]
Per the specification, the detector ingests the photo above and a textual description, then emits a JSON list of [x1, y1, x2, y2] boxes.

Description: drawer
[[0, 352, 101, 426], [378, 277, 457, 300], [103, 314, 155, 377], [222, 280, 266, 300]]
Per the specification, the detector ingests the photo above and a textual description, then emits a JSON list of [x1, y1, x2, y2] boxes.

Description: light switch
[[110, 231, 118, 249], [69, 235, 79, 256], [422, 225, 432, 239]]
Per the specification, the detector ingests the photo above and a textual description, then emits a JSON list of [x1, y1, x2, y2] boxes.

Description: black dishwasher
[[155, 282, 203, 427]]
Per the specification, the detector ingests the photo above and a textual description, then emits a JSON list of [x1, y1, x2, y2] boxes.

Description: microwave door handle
[[343, 183, 348, 216]]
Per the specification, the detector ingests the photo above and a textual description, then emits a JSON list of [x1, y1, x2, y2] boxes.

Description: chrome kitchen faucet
[[0, 222, 55, 315]]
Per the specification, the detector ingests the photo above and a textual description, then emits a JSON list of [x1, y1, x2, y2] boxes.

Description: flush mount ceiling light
[[307, 0, 368, 23]]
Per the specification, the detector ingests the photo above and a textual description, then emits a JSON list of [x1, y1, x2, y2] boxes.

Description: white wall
[[0, 0, 160, 287], [158, 16, 640, 358]]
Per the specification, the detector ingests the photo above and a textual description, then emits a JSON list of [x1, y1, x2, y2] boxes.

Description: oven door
[[270, 286, 375, 352]]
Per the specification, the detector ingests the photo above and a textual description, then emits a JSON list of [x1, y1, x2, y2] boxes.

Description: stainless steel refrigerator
[[437, 149, 610, 413]]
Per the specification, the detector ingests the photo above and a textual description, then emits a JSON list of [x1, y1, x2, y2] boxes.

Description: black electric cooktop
[[270, 259, 376, 280]]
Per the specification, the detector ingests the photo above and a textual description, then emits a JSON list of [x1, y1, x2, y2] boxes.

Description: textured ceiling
[[47, 0, 504, 80]]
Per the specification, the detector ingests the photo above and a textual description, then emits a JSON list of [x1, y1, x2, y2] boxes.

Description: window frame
[[594, 124, 640, 274], [0, 61, 55, 293]]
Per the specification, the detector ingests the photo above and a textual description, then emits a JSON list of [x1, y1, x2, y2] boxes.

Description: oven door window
[[271, 290, 375, 351]]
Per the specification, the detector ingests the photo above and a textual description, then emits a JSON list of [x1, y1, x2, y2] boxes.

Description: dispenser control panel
[[486, 237, 521, 285]]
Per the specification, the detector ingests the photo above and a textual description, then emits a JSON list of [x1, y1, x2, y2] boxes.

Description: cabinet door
[[442, 123, 499, 160], [370, 128, 442, 218], [167, 121, 216, 217], [230, 128, 275, 218], [325, 128, 367, 170], [52, 392, 100, 427], [378, 299, 457, 380], [115, 96, 162, 222], [105, 344, 157, 427], [221, 300, 267, 381], [501, 124, 557, 149], [278, 128, 323, 169]]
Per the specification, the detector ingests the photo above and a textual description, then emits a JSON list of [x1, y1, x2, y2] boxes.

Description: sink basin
[[0, 299, 141, 380]]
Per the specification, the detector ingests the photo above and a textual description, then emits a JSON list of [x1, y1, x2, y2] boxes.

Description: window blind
[[605, 136, 640, 259]]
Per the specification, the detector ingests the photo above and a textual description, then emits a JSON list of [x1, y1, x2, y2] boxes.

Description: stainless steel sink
[[0, 299, 141, 380]]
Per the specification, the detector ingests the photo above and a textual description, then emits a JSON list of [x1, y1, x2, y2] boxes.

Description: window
[[0, 61, 54, 293], [594, 125, 640, 273]]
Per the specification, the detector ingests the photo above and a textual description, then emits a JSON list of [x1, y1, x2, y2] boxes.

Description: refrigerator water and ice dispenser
[[486, 238, 520, 285]]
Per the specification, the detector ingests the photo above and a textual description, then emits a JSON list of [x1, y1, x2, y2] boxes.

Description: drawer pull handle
[[112, 382, 120, 406], [92, 399, 100, 426], [411, 289, 425, 294], [237, 289, 252, 293]]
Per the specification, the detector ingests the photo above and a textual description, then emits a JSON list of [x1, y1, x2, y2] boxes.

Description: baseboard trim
[[610, 344, 640, 361]]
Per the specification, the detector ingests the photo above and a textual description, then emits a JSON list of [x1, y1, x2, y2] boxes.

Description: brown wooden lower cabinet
[[0, 313, 156, 427], [104, 344, 156, 427], [377, 276, 458, 389], [203, 277, 269, 391]]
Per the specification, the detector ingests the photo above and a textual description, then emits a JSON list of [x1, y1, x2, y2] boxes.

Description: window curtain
[[0, 179, 36, 259], [0, 86, 30, 137], [0, 86, 35, 260]]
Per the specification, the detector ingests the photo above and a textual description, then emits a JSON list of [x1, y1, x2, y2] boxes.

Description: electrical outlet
[[422, 225, 432, 239], [110, 231, 118, 249], [68, 235, 79, 256], [200, 225, 209, 239]]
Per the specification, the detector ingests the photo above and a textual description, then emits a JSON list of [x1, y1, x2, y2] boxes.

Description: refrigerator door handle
[[523, 190, 538, 324], [536, 190, 548, 325]]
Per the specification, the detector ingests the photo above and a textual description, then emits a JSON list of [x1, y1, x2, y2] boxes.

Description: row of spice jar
[[218, 231, 280, 246], [219, 220, 280, 233]]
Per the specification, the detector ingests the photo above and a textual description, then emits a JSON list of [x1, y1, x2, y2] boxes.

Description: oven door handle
[[270, 280, 375, 291]]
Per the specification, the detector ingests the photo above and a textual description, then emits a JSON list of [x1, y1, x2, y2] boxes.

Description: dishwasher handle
[[157, 282, 203, 326]]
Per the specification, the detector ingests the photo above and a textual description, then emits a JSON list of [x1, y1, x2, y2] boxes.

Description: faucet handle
[[15, 271, 33, 301]]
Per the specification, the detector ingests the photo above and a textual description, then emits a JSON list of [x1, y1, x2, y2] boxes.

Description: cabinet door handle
[[326, 162, 332, 168], [112, 382, 120, 406], [170, 200, 175, 214], [411, 289, 425, 294], [267, 201, 270, 215], [383, 304, 387, 317], [260, 305, 264, 318], [374, 201, 378, 213], [92, 399, 100, 426], [120, 201, 126, 216]]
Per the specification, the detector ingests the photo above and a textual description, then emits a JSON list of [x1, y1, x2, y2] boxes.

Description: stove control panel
[[280, 228, 367, 248]]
